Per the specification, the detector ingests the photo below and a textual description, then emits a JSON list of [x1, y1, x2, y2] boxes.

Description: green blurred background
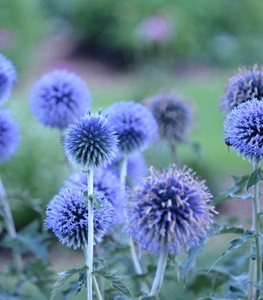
[[1, 0, 262, 298]]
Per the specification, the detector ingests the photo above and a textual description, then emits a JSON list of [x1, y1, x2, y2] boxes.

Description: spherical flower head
[[0, 53, 16, 105], [45, 185, 114, 249], [0, 110, 19, 165], [129, 166, 216, 255], [224, 98, 263, 163], [222, 65, 263, 112], [107, 101, 158, 154], [64, 168, 127, 222], [146, 92, 192, 142], [30, 70, 90, 129], [64, 112, 118, 168]]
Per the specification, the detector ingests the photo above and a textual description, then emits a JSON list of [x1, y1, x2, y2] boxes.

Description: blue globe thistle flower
[[224, 98, 263, 162], [0, 53, 16, 104], [222, 65, 263, 112], [0, 111, 19, 165], [64, 168, 127, 222], [63, 112, 118, 168], [30, 70, 90, 129], [146, 92, 192, 142], [45, 185, 114, 249], [107, 101, 158, 154], [129, 166, 216, 255]]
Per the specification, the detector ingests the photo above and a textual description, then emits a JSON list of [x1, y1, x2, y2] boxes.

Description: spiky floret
[[222, 65, 263, 112], [147, 92, 192, 142], [107, 101, 158, 154], [30, 70, 90, 129], [63, 112, 118, 168], [64, 168, 127, 222], [129, 166, 216, 255], [0, 53, 16, 104], [224, 98, 263, 162], [0, 111, 19, 165], [45, 185, 114, 249]]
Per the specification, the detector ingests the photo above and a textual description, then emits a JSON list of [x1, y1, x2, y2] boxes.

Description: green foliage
[[247, 168, 263, 190]]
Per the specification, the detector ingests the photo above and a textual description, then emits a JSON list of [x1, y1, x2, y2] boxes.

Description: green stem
[[93, 276, 103, 300], [84, 167, 94, 300], [170, 142, 177, 164], [150, 242, 168, 297], [0, 177, 23, 276]]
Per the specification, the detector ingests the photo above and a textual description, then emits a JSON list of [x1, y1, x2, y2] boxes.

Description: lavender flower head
[[64, 168, 127, 222], [0, 111, 19, 165], [45, 185, 114, 249], [64, 112, 118, 168], [0, 53, 16, 104], [107, 101, 158, 154], [129, 166, 216, 255], [147, 92, 192, 143], [30, 70, 90, 129], [222, 65, 263, 112], [224, 98, 263, 162]]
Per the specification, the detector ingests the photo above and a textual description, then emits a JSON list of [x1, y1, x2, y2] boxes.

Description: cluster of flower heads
[[45, 185, 114, 249], [0, 111, 19, 165], [221, 65, 263, 112], [64, 112, 118, 168], [147, 92, 192, 143], [64, 168, 127, 222], [0, 54, 19, 165], [129, 166, 216, 255], [107, 101, 158, 154], [0, 53, 16, 105], [224, 98, 263, 163], [30, 70, 90, 129]]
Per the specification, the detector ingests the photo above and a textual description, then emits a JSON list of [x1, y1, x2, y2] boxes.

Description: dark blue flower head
[[222, 65, 263, 112], [64, 112, 118, 168], [64, 168, 127, 222], [30, 70, 90, 129], [129, 166, 216, 255], [224, 98, 263, 162], [147, 92, 192, 142], [45, 185, 114, 249], [0, 111, 19, 165], [0, 53, 16, 104], [107, 101, 158, 154]]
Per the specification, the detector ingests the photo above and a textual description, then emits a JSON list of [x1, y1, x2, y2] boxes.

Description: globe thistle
[[222, 65, 263, 112], [107, 101, 158, 154], [30, 70, 90, 129], [146, 92, 192, 143], [64, 168, 127, 221], [129, 166, 216, 255], [0, 111, 19, 165], [45, 185, 114, 249], [63, 112, 118, 168], [0, 53, 16, 104], [224, 98, 263, 163]]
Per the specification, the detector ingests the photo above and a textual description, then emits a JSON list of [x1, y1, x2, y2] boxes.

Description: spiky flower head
[[64, 112, 118, 168], [0, 53, 16, 104], [0, 111, 19, 165], [107, 101, 158, 154], [45, 185, 114, 249], [224, 98, 263, 163], [30, 70, 90, 129], [146, 92, 192, 143], [129, 166, 216, 255], [222, 65, 263, 112], [64, 168, 127, 222]]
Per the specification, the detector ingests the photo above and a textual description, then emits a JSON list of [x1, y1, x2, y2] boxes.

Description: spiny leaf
[[51, 265, 87, 300], [111, 280, 132, 297], [247, 168, 263, 190]]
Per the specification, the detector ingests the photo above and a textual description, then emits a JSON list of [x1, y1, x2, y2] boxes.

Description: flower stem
[[93, 276, 103, 300], [84, 167, 94, 300], [120, 155, 127, 188], [150, 243, 168, 297], [0, 177, 23, 276], [170, 142, 177, 164]]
